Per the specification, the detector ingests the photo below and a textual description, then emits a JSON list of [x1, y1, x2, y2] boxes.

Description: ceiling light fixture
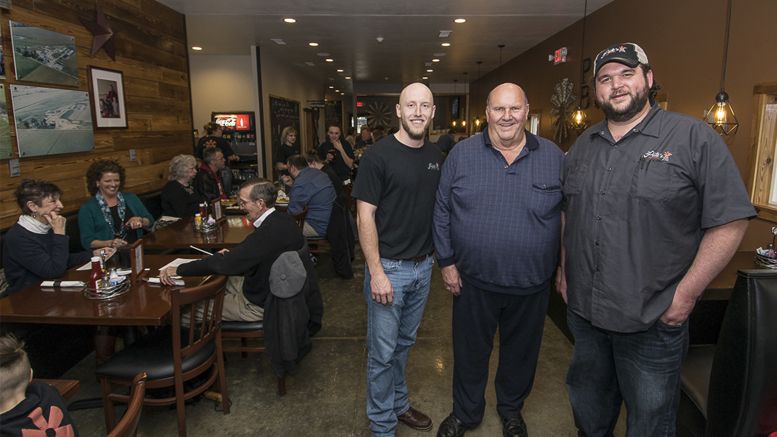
[[309, 42, 318, 46], [704, 0, 738, 135], [337, 69, 344, 72], [345, 76, 351, 79], [572, 0, 589, 135], [454, 18, 466, 23], [427, 69, 433, 72], [422, 76, 428, 80], [432, 59, 440, 62], [335, 90, 340, 93], [326, 59, 334, 62], [441, 43, 451, 47], [329, 86, 334, 89], [283, 18, 296, 23], [192, 46, 202, 51], [439, 30, 452, 37]]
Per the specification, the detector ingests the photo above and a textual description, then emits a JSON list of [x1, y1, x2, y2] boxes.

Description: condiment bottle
[[768, 243, 775, 259], [199, 203, 207, 217], [194, 214, 202, 230], [89, 256, 102, 289]]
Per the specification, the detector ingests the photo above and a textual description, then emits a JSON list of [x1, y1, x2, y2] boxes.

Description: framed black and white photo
[[87, 66, 128, 128]]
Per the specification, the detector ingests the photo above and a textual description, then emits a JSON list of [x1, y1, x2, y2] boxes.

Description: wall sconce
[[572, 0, 589, 136], [462, 120, 466, 127], [452, 120, 457, 127], [572, 108, 588, 135], [704, 0, 738, 136]]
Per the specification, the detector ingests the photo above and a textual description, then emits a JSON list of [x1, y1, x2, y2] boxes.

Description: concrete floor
[[63, 249, 627, 436]]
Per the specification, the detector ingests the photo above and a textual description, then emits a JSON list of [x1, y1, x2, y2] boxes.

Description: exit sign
[[357, 102, 363, 107], [554, 47, 568, 64]]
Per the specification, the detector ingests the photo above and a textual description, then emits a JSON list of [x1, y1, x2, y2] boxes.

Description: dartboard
[[366, 102, 392, 128]]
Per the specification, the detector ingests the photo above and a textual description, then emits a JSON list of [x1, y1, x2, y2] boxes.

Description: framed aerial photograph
[[0, 43, 6, 80], [10, 85, 94, 158], [87, 66, 128, 129], [0, 85, 12, 159], [9, 21, 78, 87]]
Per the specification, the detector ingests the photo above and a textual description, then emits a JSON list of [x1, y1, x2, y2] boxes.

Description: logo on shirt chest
[[642, 150, 672, 162], [427, 163, 440, 171]]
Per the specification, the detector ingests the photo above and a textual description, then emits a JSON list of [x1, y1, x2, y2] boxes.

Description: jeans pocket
[[380, 258, 399, 272]]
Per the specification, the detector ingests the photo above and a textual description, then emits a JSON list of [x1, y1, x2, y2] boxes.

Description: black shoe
[[436, 412, 468, 437], [500, 413, 527, 437]]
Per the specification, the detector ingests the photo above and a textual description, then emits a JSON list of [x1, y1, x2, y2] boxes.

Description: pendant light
[[571, 0, 589, 135], [703, 0, 738, 135]]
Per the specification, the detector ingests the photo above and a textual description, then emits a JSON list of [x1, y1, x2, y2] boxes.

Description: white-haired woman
[[161, 154, 202, 217]]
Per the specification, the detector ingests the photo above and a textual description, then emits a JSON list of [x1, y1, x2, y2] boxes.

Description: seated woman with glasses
[[161, 154, 202, 217], [78, 160, 154, 250], [2, 179, 107, 297]]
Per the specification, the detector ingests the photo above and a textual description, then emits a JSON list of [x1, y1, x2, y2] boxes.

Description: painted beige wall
[[469, 0, 777, 251], [260, 50, 324, 178], [189, 55, 255, 139]]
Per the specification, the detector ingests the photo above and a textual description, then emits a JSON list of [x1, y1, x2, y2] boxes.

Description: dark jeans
[[566, 308, 689, 437], [451, 279, 549, 428]]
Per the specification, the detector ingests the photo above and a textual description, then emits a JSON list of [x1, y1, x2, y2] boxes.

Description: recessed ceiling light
[[335, 90, 339, 92], [329, 86, 334, 89], [341, 93, 344, 95], [432, 59, 440, 62], [192, 46, 202, 51], [422, 76, 428, 80], [454, 18, 466, 23], [284, 18, 296, 23], [441, 43, 451, 47], [427, 69, 433, 72], [337, 69, 344, 72], [326, 58, 334, 62], [345, 76, 351, 79], [309, 42, 318, 46]]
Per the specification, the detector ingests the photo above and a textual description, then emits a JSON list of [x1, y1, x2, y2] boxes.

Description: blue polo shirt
[[287, 167, 336, 236], [433, 129, 565, 295]]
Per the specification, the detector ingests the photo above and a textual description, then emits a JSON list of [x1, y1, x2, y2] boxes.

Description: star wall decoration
[[79, 2, 116, 61]]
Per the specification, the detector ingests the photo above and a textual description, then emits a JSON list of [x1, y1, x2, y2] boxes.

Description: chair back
[[107, 372, 147, 437], [705, 270, 777, 437], [287, 205, 307, 231], [171, 275, 228, 361]]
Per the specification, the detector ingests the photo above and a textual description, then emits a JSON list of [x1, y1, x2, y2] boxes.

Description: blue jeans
[[566, 308, 689, 437], [364, 256, 434, 437]]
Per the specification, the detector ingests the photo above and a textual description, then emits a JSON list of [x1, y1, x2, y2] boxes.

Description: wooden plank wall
[[0, 0, 192, 230]]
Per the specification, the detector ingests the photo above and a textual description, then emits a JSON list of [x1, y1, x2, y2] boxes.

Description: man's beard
[[401, 117, 428, 140], [599, 84, 649, 122]]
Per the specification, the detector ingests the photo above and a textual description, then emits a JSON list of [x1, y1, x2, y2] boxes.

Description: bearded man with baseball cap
[[556, 42, 755, 435]]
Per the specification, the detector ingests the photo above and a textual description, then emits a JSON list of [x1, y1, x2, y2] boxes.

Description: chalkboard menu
[[325, 100, 343, 131], [269, 95, 300, 153]]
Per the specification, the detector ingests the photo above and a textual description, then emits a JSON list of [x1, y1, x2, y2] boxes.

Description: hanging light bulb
[[572, 107, 588, 135], [475, 118, 481, 127], [452, 120, 457, 127], [462, 120, 466, 127], [704, 91, 738, 135], [704, 0, 738, 136]]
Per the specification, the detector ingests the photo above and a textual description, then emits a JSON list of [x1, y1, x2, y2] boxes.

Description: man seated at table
[[159, 178, 305, 322], [0, 335, 80, 436], [194, 147, 228, 201], [305, 152, 343, 197], [280, 155, 336, 238]]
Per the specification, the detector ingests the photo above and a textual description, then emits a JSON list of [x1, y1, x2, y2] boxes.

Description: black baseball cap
[[593, 43, 649, 77]]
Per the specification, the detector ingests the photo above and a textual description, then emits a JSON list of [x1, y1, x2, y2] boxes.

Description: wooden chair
[[33, 379, 80, 401], [96, 276, 230, 437], [286, 204, 307, 231], [107, 373, 147, 437], [221, 320, 286, 395]]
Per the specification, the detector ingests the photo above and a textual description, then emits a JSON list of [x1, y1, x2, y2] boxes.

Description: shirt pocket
[[562, 163, 589, 197], [629, 161, 678, 202], [530, 183, 563, 215]]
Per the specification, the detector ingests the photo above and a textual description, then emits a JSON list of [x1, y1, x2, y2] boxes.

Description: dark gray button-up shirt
[[561, 102, 755, 332]]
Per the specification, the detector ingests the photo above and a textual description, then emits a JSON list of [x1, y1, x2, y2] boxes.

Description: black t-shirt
[[351, 134, 442, 260], [318, 141, 355, 181], [195, 136, 235, 160], [273, 143, 301, 178]]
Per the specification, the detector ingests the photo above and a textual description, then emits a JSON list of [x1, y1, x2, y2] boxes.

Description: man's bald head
[[396, 83, 436, 142], [486, 83, 528, 110]]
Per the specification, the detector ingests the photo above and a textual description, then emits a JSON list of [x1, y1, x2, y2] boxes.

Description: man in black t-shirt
[[352, 83, 442, 436]]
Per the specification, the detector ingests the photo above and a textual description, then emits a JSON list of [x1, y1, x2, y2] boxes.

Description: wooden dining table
[[0, 255, 210, 326], [143, 216, 256, 250]]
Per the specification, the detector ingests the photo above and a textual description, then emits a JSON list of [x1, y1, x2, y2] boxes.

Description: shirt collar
[[483, 129, 539, 151], [253, 207, 276, 228], [589, 101, 663, 141]]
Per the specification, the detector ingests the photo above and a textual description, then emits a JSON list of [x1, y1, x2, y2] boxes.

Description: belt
[[402, 251, 434, 264]]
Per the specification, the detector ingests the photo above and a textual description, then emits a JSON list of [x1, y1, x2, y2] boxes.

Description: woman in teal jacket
[[79, 160, 154, 250]]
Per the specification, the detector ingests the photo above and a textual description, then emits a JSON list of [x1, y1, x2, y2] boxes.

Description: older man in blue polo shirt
[[433, 83, 564, 437], [281, 155, 336, 238]]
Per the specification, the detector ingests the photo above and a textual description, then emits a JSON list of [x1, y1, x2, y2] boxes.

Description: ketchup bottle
[[89, 256, 102, 289]]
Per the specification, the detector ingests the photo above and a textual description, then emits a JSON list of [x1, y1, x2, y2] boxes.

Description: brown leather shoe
[[397, 406, 433, 431]]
